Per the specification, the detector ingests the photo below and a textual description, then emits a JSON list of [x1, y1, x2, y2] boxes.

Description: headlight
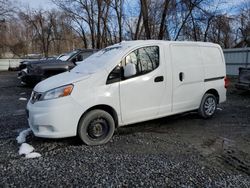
[[22, 68, 28, 73], [40, 84, 74, 101]]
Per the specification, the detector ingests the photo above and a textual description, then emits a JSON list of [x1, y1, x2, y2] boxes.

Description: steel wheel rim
[[87, 118, 109, 139], [204, 97, 216, 116]]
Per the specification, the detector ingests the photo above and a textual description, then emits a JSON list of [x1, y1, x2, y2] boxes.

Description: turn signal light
[[61, 85, 73, 97]]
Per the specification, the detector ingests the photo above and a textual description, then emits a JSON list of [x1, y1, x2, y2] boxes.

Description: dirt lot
[[0, 71, 249, 187]]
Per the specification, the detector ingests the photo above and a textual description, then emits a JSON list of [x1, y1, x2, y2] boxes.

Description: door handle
[[179, 72, 184, 82], [154, 76, 164, 82]]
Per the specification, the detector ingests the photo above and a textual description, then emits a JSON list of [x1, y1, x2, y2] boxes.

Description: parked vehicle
[[27, 40, 227, 145], [235, 67, 250, 90], [18, 56, 57, 70], [18, 49, 97, 86]]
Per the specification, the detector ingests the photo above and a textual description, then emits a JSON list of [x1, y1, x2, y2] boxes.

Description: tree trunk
[[112, 0, 123, 42], [190, 13, 197, 41], [96, 0, 103, 49], [134, 11, 142, 40], [140, 0, 151, 39], [101, 0, 111, 48], [174, 0, 203, 41], [158, 0, 170, 40], [203, 16, 214, 42]]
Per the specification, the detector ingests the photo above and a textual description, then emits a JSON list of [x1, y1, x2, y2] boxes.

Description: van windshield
[[72, 46, 124, 74], [87, 46, 122, 59]]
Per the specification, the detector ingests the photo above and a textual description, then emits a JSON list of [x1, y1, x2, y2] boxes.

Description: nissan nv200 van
[[27, 40, 227, 145]]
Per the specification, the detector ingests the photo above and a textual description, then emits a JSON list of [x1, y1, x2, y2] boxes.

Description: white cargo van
[[27, 40, 227, 145]]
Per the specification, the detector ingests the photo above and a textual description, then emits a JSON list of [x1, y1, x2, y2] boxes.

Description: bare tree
[[0, 0, 15, 19], [236, 6, 250, 47], [52, 0, 92, 48], [111, 0, 124, 42], [0, 0, 17, 56], [158, 0, 171, 39], [2, 0, 250, 58], [174, 0, 204, 40], [140, 0, 151, 39], [19, 10, 54, 57], [134, 12, 142, 40]]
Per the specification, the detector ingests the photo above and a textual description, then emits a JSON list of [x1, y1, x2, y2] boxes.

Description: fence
[[0, 48, 250, 75], [0, 59, 25, 71], [223, 48, 250, 76]]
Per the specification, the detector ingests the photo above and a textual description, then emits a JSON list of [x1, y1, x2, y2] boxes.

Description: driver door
[[119, 46, 167, 124]]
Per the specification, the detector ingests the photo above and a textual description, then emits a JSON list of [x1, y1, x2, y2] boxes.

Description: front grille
[[31, 91, 42, 103]]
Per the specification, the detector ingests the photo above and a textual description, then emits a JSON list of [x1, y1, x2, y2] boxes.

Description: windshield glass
[[83, 46, 122, 59], [57, 50, 79, 61], [72, 46, 124, 74]]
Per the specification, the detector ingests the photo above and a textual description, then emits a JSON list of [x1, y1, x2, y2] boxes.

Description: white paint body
[[27, 40, 226, 138]]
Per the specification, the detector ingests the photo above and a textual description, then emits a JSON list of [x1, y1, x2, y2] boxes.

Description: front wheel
[[78, 110, 115, 145], [198, 93, 217, 119]]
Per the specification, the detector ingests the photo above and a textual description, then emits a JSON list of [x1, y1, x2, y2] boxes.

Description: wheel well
[[205, 89, 219, 103], [80, 105, 119, 128]]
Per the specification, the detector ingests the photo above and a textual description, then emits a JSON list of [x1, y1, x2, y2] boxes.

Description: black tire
[[77, 109, 115, 145], [198, 93, 217, 119]]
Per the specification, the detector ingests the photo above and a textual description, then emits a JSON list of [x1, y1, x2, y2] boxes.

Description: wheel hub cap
[[204, 97, 216, 116]]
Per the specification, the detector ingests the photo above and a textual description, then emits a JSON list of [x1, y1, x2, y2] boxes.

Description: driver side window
[[106, 46, 159, 84], [125, 46, 159, 76]]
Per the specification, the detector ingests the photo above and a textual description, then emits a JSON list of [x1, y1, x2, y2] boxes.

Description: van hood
[[34, 71, 91, 93]]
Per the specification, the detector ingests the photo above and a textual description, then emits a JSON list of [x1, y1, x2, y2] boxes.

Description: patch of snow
[[19, 97, 27, 101], [20, 92, 26, 95], [25, 152, 42, 159], [17, 129, 42, 159], [16, 128, 31, 144], [217, 107, 223, 111], [19, 143, 34, 155]]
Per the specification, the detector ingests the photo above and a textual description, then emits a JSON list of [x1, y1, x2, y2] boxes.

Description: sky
[[20, 0, 248, 13], [217, 0, 249, 13], [21, 0, 56, 10]]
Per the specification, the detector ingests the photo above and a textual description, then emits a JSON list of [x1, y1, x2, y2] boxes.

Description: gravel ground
[[0, 71, 250, 187]]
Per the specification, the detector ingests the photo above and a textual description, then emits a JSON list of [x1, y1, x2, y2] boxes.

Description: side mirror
[[76, 55, 83, 62], [124, 63, 136, 78], [71, 57, 77, 64]]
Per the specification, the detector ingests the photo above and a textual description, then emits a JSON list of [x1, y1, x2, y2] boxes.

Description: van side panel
[[202, 46, 226, 103], [170, 44, 205, 113], [202, 46, 225, 79]]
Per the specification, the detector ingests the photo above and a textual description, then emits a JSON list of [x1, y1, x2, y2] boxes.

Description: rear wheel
[[78, 110, 115, 145], [198, 93, 217, 119]]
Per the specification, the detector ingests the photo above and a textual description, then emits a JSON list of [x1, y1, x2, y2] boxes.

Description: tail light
[[224, 76, 229, 88]]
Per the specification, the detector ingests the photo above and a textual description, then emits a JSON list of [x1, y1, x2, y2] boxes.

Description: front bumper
[[27, 96, 84, 138], [18, 70, 44, 85]]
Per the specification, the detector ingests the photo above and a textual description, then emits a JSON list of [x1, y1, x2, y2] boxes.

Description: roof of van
[[114, 40, 220, 48]]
